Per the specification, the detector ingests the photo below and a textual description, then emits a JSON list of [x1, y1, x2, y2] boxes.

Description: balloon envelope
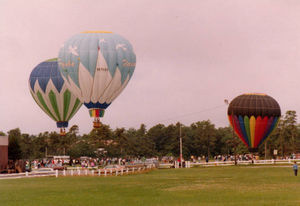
[[57, 31, 136, 119], [227, 93, 281, 151], [29, 58, 82, 128]]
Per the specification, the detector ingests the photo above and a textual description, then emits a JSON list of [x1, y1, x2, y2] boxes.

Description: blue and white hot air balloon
[[58, 31, 136, 128], [29, 58, 82, 135]]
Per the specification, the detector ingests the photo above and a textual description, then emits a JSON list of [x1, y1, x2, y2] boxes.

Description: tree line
[[3, 110, 300, 161]]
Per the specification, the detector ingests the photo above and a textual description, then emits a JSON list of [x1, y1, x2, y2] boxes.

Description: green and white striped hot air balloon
[[29, 58, 82, 136]]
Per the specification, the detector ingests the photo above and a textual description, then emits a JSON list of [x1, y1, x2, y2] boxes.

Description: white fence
[[0, 164, 156, 180], [190, 158, 299, 167], [161, 158, 299, 168]]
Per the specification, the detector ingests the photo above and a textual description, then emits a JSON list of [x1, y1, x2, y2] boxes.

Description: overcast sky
[[1, 0, 300, 135]]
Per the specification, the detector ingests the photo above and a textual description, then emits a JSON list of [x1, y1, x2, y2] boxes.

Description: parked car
[[103, 165, 125, 170], [130, 158, 159, 168], [144, 159, 159, 168], [35, 168, 55, 173]]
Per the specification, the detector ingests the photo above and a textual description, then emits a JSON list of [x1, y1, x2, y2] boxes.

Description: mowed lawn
[[1, 166, 299, 206]]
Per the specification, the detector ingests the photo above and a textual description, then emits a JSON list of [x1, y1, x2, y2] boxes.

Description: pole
[[180, 125, 183, 169], [265, 141, 267, 160], [232, 106, 237, 165]]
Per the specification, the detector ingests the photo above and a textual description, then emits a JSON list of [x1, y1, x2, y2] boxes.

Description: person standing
[[293, 162, 298, 176]]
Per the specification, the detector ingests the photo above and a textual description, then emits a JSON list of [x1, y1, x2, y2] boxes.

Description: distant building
[[0, 136, 8, 170]]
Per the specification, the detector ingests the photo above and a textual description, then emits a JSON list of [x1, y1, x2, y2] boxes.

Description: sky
[[1, 0, 300, 135]]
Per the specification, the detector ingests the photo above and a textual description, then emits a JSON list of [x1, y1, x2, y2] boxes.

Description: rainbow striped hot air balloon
[[29, 58, 82, 136], [58, 31, 136, 128], [227, 93, 281, 153]]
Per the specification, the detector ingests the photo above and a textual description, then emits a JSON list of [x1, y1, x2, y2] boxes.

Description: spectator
[[293, 162, 298, 176]]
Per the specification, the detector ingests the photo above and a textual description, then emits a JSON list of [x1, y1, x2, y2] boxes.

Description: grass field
[[1, 165, 299, 206]]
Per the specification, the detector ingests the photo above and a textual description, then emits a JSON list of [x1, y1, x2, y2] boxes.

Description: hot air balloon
[[58, 31, 136, 128], [227, 93, 281, 153], [29, 58, 82, 136]]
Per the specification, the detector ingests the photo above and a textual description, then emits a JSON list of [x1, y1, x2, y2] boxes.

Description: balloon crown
[[243, 93, 266, 96]]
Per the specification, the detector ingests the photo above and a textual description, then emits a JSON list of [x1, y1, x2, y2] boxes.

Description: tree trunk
[[208, 146, 210, 158]]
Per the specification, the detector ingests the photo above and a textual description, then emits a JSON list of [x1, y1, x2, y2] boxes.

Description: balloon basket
[[93, 118, 101, 128], [60, 128, 66, 136]]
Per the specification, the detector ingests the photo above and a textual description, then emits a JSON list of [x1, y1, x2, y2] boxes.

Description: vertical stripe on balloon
[[254, 116, 262, 148], [37, 91, 57, 121], [244, 116, 251, 147], [228, 115, 233, 128], [257, 116, 269, 147], [99, 109, 105, 117], [249, 116, 256, 148], [49, 91, 61, 121], [63, 90, 71, 120]]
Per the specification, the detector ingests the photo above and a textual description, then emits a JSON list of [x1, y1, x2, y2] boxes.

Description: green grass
[[1, 166, 299, 206]]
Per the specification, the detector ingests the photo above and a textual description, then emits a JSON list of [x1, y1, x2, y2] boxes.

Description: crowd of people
[[187, 154, 260, 163], [26, 156, 159, 170]]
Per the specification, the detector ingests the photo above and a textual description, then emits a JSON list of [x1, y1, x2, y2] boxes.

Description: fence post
[[63, 170, 66, 176], [55, 170, 58, 178], [26, 171, 28, 177], [78, 169, 81, 176], [105, 170, 107, 177], [116, 170, 118, 176], [85, 170, 88, 176], [110, 169, 112, 175], [272, 159, 274, 164], [121, 169, 123, 175], [91, 170, 94, 176], [71, 170, 73, 176], [98, 169, 100, 177], [126, 168, 129, 174], [289, 158, 291, 163]]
